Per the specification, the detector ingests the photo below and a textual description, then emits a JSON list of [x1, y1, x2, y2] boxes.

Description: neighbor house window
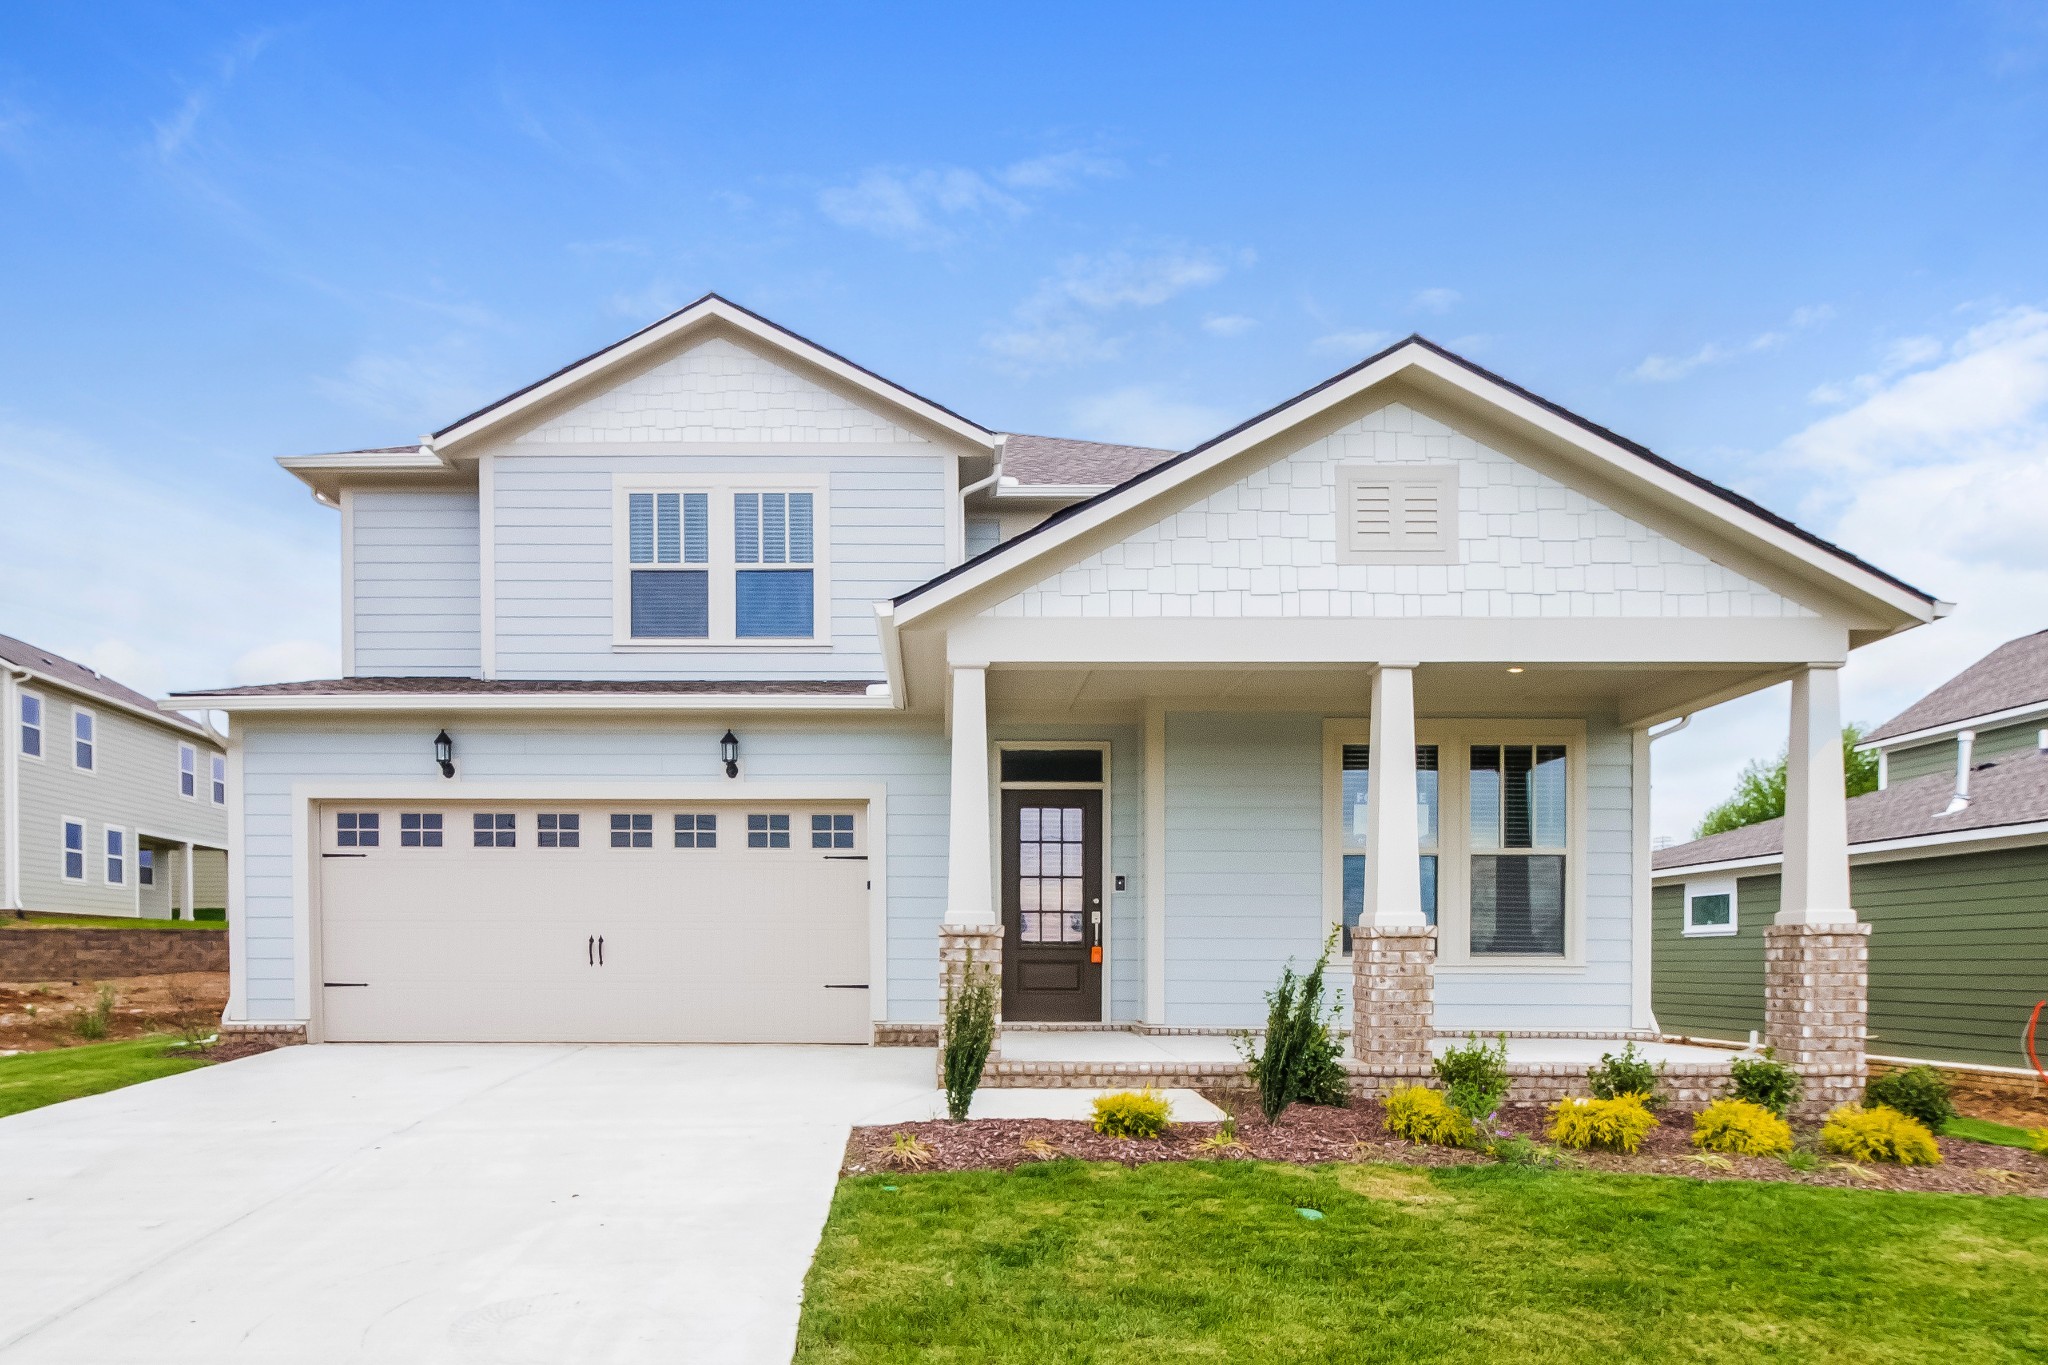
[[734, 491, 815, 638], [627, 490, 711, 638], [73, 708, 95, 771], [537, 813, 580, 848], [609, 813, 653, 848], [139, 848, 155, 886], [1336, 744, 1440, 951], [336, 812, 379, 848], [179, 744, 197, 798], [1684, 881, 1739, 937], [211, 754, 226, 805], [105, 828, 125, 885], [811, 814, 855, 849], [1468, 744, 1568, 956], [473, 813, 516, 848], [674, 813, 716, 848], [18, 690, 42, 758], [61, 820, 85, 881], [747, 813, 791, 849], [400, 813, 444, 848]]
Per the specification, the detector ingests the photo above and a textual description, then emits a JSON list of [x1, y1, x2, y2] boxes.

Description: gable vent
[[1337, 465, 1460, 563]]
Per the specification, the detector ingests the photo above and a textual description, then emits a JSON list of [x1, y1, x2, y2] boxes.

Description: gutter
[[165, 691, 902, 716]]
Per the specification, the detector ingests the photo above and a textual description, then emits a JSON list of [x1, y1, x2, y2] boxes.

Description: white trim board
[[1653, 819, 2048, 882], [1860, 699, 2048, 753], [171, 691, 896, 714]]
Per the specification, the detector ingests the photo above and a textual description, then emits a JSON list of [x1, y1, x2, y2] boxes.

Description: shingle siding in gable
[[350, 490, 482, 677], [986, 401, 1816, 622]]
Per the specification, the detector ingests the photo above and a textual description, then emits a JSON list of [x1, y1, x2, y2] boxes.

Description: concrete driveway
[[0, 1043, 941, 1365]]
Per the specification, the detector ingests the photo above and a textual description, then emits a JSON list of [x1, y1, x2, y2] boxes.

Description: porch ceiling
[[984, 661, 1780, 724]]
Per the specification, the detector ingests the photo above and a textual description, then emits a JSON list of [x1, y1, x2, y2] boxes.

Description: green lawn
[[2, 912, 224, 931], [0, 1037, 213, 1118], [797, 1161, 2048, 1363], [1948, 1116, 2046, 1151]]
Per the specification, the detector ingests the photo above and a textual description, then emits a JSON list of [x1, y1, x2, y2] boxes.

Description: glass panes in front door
[[1018, 806, 1086, 943]]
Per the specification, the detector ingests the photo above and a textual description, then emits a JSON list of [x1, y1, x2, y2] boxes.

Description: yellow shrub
[[1547, 1094, 1658, 1153], [1820, 1104, 1941, 1166], [2031, 1128, 2048, 1156], [1691, 1098, 1794, 1157], [1383, 1084, 1476, 1147], [1091, 1089, 1172, 1139]]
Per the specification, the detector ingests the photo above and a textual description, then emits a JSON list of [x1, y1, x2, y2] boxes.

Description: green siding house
[[1654, 629, 2048, 1071]]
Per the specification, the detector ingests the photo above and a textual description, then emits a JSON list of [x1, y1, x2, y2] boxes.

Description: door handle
[[588, 935, 594, 966], [598, 935, 605, 966]]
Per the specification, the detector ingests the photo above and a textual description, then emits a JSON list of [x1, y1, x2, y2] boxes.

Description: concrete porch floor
[[997, 1030, 1744, 1069]]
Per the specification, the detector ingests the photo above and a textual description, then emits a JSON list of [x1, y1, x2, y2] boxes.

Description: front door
[[1000, 790, 1103, 1022]]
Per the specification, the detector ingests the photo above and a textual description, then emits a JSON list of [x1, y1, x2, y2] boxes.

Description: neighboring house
[[1654, 629, 2048, 1070], [1, 634, 230, 919], [173, 293, 1937, 1088]]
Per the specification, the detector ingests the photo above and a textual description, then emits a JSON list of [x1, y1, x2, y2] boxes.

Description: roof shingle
[[999, 433, 1178, 488], [0, 633, 207, 737], [1863, 629, 2048, 742]]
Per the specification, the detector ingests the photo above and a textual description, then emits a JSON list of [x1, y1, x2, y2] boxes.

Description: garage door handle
[[598, 935, 605, 966], [588, 935, 594, 966]]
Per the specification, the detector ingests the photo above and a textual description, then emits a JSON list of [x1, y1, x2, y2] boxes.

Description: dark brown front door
[[1001, 789, 1104, 1022]]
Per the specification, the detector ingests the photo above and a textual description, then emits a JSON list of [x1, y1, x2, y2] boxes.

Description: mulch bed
[[846, 1094, 2048, 1198]]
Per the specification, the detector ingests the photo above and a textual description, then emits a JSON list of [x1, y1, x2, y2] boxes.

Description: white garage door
[[316, 801, 871, 1043]]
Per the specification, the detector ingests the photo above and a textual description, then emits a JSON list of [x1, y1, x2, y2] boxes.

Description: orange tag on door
[[1090, 946, 1103, 964]]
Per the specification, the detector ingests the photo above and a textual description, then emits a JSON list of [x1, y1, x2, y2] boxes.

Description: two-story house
[[1655, 628, 2048, 1072], [3, 634, 229, 919], [176, 296, 1940, 1109]]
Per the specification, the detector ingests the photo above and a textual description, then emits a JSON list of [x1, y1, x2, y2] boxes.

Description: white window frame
[[72, 705, 96, 773], [1682, 875, 1740, 938], [60, 817, 86, 882], [211, 752, 227, 806], [1323, 718, 1587, 969], [104, 825, 126, 887], [139, 847, 155, 886], [1334, 464, 1462, 565], [179, 743, 198, 800], [610, 473, 832, 650], [18, 687, 44, 761]]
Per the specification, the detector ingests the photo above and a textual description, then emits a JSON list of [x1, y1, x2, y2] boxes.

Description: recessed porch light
[[1506, 666, 1525, 674]]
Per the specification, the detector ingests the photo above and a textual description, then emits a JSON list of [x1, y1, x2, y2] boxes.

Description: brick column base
[[1764, 922, 1869, 1119], [1351, 924, 1436, 1074], [938, 923, 1003, 1062]]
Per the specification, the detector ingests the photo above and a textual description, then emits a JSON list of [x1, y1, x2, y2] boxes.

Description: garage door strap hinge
[[323, 981, 369, 987], [822, 854, 868, 861], [321, 853, 368, 859], [823, 984, 870, 989]]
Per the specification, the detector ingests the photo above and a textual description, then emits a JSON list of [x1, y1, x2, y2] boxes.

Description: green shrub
[[1863, 1066, 1956, 1132], [1092, 1089, 1173, 1139], [70, 984, 117, 1041], [941, 951, 996, 1122], [1235, 929, 1348, 1123], [1547, 1094, 1658, 1153], [1587, 1042, 1666, 1109], [1435, 1033, 1510, 1128], [1382, 1084, 1475, 1147], [1728, 1048, 1801, 1116], [1820, 1104, 1942, 1165], [1691, 1097, 1795, 1157], [193, 908, 226, 922]]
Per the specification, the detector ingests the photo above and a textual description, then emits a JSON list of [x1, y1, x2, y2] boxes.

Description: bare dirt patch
[[0, 972, 226, 1054], [848, 1094, 2048, 1198]]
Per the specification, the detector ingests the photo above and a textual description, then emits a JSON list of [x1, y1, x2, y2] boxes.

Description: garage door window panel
[[747, 814, 790, 849], [811, 814, 855, 849], [337, 812, 379, 848], [400, 813, 443, 848], [537, 813, 580, 848], [675, 813, 717, 848], [473, 813, 516, 848], [610, 813, 653, 848]]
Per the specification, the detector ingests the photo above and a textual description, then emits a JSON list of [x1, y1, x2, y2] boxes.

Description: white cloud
[[985, 248, 1237, 374], [1410, 287, 1461, 314], [1067, 386, 1229, 451], [1203, 314, 1258, 337], [1634, 305, 1834, 382], [1312, 329, 1392, 355], [152, 30, 274, 161], [817, 151, 1120, 248], [0, 418, 338, 706]]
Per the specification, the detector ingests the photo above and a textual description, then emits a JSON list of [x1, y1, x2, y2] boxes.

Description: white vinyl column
[[944, 665, 995, 925], [182, 841, 196, 920], [1778, 664, 1856, 926], [1363, 664, 1426, 928]]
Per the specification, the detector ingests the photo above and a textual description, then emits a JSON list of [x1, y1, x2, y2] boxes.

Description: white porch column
[[181, 841, 196, 920], [1362, 664, 1424, 927], [939, 665, 1001, 1046], [1779, 664, 1854, 926]]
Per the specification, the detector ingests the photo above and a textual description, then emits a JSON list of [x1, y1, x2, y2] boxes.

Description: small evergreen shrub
[[1587, 1042, 1666, 1109], [1863, 1066, 1956, 1133], [1820, 1104, 1942, 1165], [1091, 1089, 1173, 1139], [941, 950, 997, 1122], [1546, 1094, 1658, 1154], [1691, 1097, 1795, 1157], [1434, 1033, 1510, 1129], [1728, 1048, 1801, 1116], [1236, 930, 1349, 1123], [1382, 1084, 1475, 1147]]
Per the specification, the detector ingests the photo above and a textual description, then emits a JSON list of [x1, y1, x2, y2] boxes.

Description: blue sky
[[3, 2, 2046, 837]]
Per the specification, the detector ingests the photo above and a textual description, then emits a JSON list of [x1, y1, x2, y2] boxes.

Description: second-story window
[[734, 492, 814, 639], [618, 484, 823, 645], [19, 690, 41, 758], [179, 744, 197, 798], [211, 754, 227, 805], [73, 708, 95, 771], [627, 491, 710, 638]]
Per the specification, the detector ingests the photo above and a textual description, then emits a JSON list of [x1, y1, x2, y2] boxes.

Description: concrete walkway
[[0, 1043, 953, 1365]]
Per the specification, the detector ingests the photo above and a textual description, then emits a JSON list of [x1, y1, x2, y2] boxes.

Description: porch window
[[1468, 744, 1568, 956], [1337, 744, 1440, 951]]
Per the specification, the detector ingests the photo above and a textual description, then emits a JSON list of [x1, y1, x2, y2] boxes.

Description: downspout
[[3, 666, 23, 914], [957, 443, 1005, 562], [1943, 729, 1976, 815]]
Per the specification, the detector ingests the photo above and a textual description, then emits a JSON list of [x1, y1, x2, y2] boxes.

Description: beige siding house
[[2, 635, 229, 919]]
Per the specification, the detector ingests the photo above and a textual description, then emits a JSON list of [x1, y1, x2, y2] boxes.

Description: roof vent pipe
[[1943, 729, 1976, 815]]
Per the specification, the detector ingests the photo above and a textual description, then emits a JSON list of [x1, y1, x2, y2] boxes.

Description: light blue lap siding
[[350, 491, 482, 676], [233, 716, 950, 1023]]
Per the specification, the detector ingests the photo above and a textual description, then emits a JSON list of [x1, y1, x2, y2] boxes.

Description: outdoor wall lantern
[[433, 730, 456, 779], [720, 730, 741, 779]]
